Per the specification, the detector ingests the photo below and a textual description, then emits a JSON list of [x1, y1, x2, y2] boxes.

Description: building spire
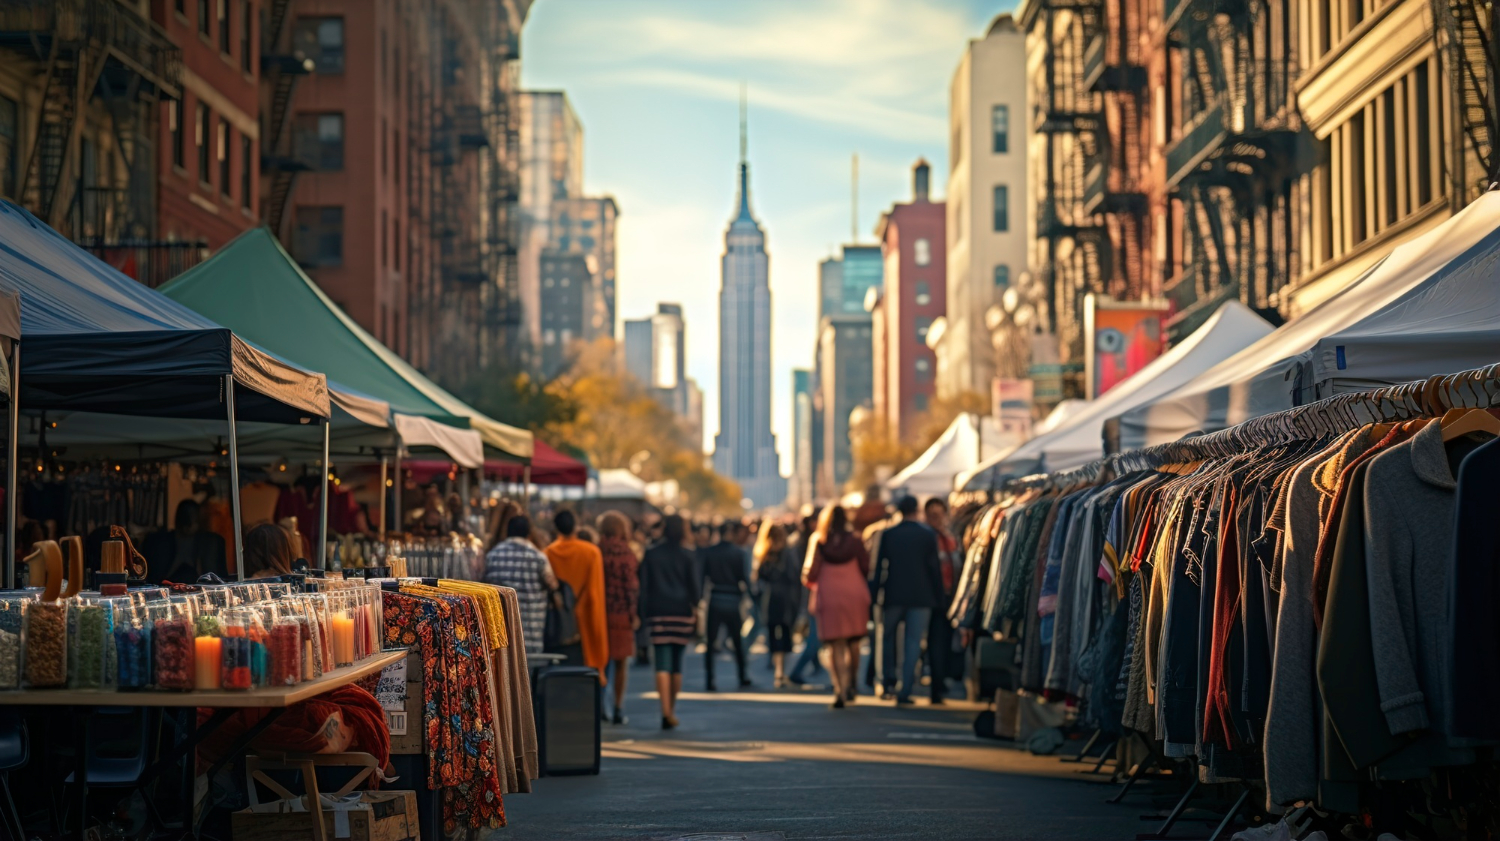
[[735, 81, 754, 222]]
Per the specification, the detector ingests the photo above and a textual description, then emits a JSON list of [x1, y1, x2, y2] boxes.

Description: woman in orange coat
[[544, 509, 608, 683]]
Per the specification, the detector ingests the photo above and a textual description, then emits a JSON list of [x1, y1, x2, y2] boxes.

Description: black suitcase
[[533, 665, 601, 776]]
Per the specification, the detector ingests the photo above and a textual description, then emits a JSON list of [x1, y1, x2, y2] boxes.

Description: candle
[[331, 613, 355, 667], [194, 636, 222, 690]]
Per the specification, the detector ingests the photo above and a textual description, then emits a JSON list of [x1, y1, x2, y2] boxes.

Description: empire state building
[[713, 98, 785, 509]]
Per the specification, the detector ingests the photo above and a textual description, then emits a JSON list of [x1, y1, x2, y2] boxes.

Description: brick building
[[872, 159, 945, 440]]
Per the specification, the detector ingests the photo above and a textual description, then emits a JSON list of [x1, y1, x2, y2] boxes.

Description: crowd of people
[[477, 486, 967, 730]]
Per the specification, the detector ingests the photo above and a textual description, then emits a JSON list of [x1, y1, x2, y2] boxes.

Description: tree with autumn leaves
[[459, 339, 743, 515]]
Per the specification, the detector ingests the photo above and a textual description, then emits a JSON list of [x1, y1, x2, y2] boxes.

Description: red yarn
[[196, 685, 391, 783]]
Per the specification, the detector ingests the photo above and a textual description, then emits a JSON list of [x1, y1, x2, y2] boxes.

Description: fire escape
[[0, 0, 179, 236], [260, 0, 314, 239], [1161, 0, 1300, 340], [485, 3, 523, 365], [1033, 0, 1108, 365], [1428, 0, 1496, 202], [1083, 0, 1149, 301]]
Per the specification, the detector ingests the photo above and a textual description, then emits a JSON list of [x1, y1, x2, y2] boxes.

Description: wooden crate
[[384, 651, 425, 756], [232, 790, 418, 841]]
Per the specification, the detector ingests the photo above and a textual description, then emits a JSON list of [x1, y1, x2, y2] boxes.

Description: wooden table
[[0, 649, 407, 838], [0, 648, 407, 708]]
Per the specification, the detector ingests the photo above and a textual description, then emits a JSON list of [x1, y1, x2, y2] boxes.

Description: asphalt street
[[495, 643, 1150, 841]]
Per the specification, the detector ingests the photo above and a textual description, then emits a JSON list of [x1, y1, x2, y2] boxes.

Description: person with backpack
[[546, 509, 608, 683], [482, 514, 558, 657], [640, 514, 699, 729]]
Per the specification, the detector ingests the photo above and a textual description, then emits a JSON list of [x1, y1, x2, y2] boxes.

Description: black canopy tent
[[0, 200, 331, 583]]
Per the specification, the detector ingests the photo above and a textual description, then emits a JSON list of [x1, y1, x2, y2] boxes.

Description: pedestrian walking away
[[482, 514, 560, 657], [924, 496, 961, 704], [639, 514, 699, 730], [870, 495, 944, 705], [700, 521, 753, 690], [786, 508, 824, 685], [546, 509, 609, 683], [752, 520, 802, 687], [598, 510, 641, 724], [803, 505, 871, 709]]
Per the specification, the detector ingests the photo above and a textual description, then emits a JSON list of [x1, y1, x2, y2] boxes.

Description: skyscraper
[[713, 94, 785, 509]]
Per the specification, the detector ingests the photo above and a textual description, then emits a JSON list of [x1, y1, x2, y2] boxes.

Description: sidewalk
[[496, 643, 1148, 840]]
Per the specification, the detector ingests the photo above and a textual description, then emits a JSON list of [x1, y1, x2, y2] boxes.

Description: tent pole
[[5, 341, 18, 590], [318, 419, 330, 569], [522, 464, 531, 515], [225, 374, 244, 580], [391, 433, 403, 536], [459, 468, 470, 534], [378, 454, 388, 534]]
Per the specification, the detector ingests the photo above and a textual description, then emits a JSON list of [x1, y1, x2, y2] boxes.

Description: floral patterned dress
[[599, 537, 640, 660], [383, 590, 506, 831]]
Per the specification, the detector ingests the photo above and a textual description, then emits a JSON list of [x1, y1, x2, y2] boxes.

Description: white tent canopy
[[885, 413, 1019, 497], [958, 301, 1274, 489], [1115, 192, 1500, 449], [590, 469, 647, 500], [1305, 217, 1500, 396]]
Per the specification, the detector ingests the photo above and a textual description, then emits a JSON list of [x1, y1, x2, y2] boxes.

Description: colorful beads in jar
[[22, 601, 68, 688], [67, 599, 111, 689], [113, 602, 151, 690], [0, 597, 27, 690], [151, 600, 195, 691], [218, 608, 252, 691], [268, 611, 302, 686]]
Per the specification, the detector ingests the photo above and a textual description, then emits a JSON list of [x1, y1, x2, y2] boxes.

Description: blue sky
[[524, 0, 1010, 472]]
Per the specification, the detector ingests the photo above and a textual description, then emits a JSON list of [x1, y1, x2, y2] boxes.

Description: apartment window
[[394, 218, 401, 270], [175, 0, 185, 13], [198, 0, 210, 35], [915, 317, 933, 344], [240, 1, 252, 72], [914, 237, 931, 266], [292, 206, 343, 267], [219, 119, 231, 197], [914, 393, 929, 412], [381, 209, 388, 268], [0, 95, 14, 200], [994, 264, 1010, 288], [915, 358, 932, 382], [293, 112, 344, 170], [1415, 61, 1433, 207], [992, 105, 1009, 153], [992, 185, 1009, 232], [381, 119, 388, 178], [168, 99, 183, 169], [393, 130, 400, 184], [240, 135, 253, 209], [543, 329, 556, 346], [915, 281, 931, 306], [196, 103, 211, 184], [218, 0, 230, 54], [292, 17, 345, 74]]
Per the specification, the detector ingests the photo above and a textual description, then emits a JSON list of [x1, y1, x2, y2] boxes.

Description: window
[[219, 119, 231, 197], [915, 317, 933, 344], [292, 206, 343, 267], [393, 129, 400, 184], [381, 118, 387, 178], [992, 105, 1009, 153], [175, 0, 185, 13], [240, 135, 252, 209], [393, 218, 401, 270], [914, 393, 929, 412], [292, 17, 345, 74], [292, 112, 344, 170], [993, 185, 1009, 231], [218, 0, 230, 54], [915, 358, 932, 382], [196, 103, 211, 184], [914, 237, 931, 266], [381, 209, 388, 267], [915, 281, 931, 306], [198, 0, 210, 35], [543, 329, 556, 346], [240, 0, 252, 72], [0, 95, 14, 199], [168, 99, 183, 169], [994, 264, 1010, 288]]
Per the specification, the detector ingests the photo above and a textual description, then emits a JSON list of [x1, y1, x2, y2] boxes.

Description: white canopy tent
[[590, 469, 647, 500], [958, 301, 1274, 489], [1115, 192, 1500, 449], [885, 413, 1018, 498]]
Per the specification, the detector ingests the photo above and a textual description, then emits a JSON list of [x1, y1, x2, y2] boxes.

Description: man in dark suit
[[700, 521, 752, 691], [869, 495, 943, 705]]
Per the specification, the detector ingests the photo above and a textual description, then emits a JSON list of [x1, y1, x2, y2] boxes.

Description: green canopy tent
[[159, 228, 529, 462]]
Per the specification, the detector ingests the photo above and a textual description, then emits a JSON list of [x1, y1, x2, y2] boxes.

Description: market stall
[[958, 300, 1273, 489], [1114, 191, 1500, 450], [886, 413, 1017, 498]]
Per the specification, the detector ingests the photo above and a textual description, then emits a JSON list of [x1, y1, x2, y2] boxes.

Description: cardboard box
[[232, 790, 418, 841], [381, 651, 424, 755]]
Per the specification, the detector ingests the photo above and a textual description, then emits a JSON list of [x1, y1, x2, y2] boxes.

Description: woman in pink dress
[[802, 505, 871, 709]]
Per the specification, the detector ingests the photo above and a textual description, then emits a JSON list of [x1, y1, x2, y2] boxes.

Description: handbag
[[544, 581, 581, 650]]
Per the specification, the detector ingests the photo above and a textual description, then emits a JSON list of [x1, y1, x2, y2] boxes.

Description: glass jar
[[150, 599, 195, 691], [268, 603, 302, 687], [113, 600, 152, 690], [329, 592, 355, 669], [218, 608, 252, 691], [22, 599, 68, 689], [68, 598, 114, 690], [193, 607, 223, 691], [0, 596, 29, 690]]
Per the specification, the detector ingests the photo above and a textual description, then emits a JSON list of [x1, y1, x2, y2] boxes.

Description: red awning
[[404, 439, 588, 487]]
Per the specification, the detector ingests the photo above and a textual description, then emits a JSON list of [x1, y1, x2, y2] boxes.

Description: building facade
[[873, 159, 946, 440], [518, 90, 583, 355], [548, 195, 618, 339], [622, 303, 689, 415], [789, 368, 813, 507], [940, 14, 1030, 401], [537, 249, 591, 377], [712, 110, 785, 509], [816, 314, 873, 498]]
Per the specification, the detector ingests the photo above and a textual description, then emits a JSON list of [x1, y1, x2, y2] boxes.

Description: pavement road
[[495, 644, 1149, 841]]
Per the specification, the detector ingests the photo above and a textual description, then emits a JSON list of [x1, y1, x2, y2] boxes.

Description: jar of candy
[[0, 596, 29, 690], [268, 604, 303, 687], [68, 598, 116, 689], [113, 600, 152, 690], [21, 598, 67, 689], [218, 608, 252, 691], [150, 599, 195, 691]]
